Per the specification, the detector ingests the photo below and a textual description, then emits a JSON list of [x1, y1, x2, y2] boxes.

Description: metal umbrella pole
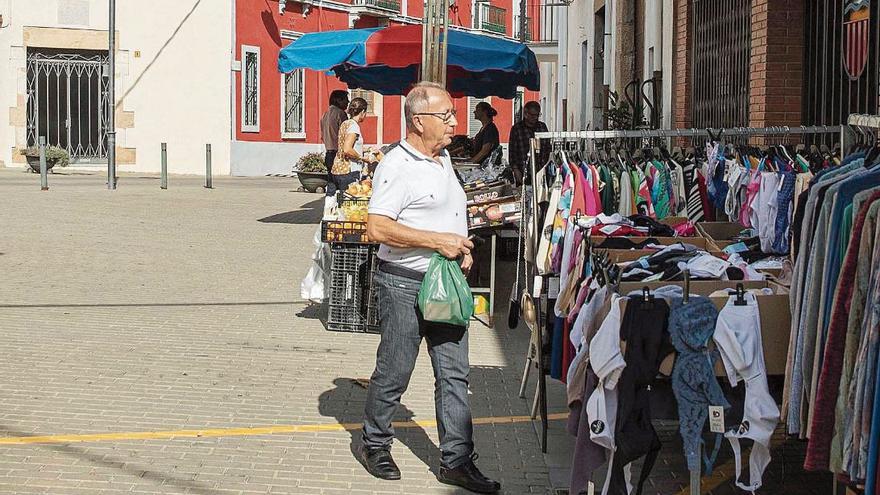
[[107, 0, 117, 190]]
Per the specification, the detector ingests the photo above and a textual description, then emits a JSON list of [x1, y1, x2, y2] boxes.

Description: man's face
[[417, 90, 458, 149], [337, 97, 350, 110], [523, 107, 540, 128]]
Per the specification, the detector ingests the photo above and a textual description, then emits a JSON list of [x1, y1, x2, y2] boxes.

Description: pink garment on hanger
[[741, 168, 762, 228], [589, 165, 603, 216], [570, 163, 587, 216]]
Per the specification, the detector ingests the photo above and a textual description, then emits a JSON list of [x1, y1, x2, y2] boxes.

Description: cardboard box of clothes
[[607, 248, 723, 264], [590, 236, 709, 250], [697, 221, 748, 251], [619, 280, 790, 376]]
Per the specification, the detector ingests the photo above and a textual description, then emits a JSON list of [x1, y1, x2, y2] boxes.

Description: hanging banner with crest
[[844, 0, 871, 80]]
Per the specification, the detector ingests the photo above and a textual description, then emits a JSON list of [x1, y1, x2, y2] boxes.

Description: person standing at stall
[[320, 90, 349, 195], [469, 101, 500, 165], [508, 101, 549, 185], [332, 97, 376, 193], [360, 81, 501, 494]]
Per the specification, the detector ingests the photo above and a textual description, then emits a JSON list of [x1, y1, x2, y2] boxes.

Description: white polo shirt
[[368, 140, 468, 272]]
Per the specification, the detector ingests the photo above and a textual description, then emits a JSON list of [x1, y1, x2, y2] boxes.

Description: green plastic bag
[[418, 253, 474, 327]]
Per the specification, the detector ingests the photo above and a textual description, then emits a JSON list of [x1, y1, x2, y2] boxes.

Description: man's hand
[[460, 253, 473, 276], [433, 233, 474, 259]]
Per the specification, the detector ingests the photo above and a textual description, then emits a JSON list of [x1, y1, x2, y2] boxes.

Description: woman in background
[[332, 97, 377, 192], [469, 101, 500, 165]]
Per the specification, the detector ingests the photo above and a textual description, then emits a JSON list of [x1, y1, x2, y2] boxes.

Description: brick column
[[672, 0, 691, 144], [749, 0, 804, 130]]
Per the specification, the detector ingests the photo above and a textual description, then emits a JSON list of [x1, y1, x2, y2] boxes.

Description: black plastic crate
[[327, 244, 380, 333], [321, 220, 370, 244]]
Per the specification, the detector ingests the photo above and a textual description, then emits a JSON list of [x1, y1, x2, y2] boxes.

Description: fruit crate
[[327, 243, 380, 333], [321, 220, 371, 244]]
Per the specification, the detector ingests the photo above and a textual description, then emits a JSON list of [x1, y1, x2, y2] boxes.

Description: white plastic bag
[[300, 226, 331, 303]]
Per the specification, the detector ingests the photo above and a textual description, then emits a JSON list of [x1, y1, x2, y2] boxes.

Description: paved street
[[0, 168, 833, 495], [0, 169, 549, 495]]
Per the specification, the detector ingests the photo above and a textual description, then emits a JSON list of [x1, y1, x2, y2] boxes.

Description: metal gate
[[803, 0, 879, 133], [26, 50, 110, 161], [690, 0, 752, 130]]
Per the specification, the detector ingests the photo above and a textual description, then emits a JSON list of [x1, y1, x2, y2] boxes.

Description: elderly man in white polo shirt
[[360, 82, 501, 494]]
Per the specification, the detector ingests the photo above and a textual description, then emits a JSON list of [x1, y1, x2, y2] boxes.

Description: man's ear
[[412, 116, 425, 134]]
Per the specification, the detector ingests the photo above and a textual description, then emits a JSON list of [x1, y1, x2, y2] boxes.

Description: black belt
[[377, 260, 425, 282]]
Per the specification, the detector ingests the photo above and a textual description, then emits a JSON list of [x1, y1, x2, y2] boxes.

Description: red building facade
[[232, 0, 540, 175]]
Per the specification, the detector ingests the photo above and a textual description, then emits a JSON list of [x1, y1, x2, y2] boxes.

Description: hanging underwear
[[604, 297, 674, 495], [713, 292, 780, 492], [669, 296, 730, 475]]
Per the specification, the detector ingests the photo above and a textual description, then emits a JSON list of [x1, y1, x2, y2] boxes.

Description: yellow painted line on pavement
[[0, 413, 570, 446]]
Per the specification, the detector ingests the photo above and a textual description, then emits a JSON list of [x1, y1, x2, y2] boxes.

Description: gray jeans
[[362, 269, 474, 469]]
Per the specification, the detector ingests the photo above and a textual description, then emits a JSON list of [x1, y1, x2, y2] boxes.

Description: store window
[[241, 45, 260, 132], [282, 70, 305, 138]]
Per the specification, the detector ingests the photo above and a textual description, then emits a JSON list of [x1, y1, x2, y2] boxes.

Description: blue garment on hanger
[[550, 316, 565, 380], [865, 352, 880, 495], [772, 171, 797, 253], [711, 154, 729, 211], [668, 296, 730, 475]]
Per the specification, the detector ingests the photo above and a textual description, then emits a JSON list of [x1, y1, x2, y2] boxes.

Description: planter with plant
[[20, 145, 70, 173], [294, 152, 330, 193]]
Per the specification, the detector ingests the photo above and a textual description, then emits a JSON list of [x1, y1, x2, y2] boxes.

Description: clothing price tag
[[709, 406, 725, 433], [548, 277, 560, 299], [533, 276, 543, 298]]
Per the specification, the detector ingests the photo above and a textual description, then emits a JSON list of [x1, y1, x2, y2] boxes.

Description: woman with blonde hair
[[332, 97, 377, 192]]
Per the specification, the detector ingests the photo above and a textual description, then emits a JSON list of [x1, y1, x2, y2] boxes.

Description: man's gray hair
[[404, 81, 447, 129]]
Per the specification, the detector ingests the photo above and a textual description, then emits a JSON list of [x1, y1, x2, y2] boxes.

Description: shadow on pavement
[[0, 425, 218, 494], [258, 198, 323, 224], [317, 377, 442, 476]]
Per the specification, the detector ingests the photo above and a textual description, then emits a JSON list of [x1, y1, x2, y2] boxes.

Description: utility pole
[[421, 0, 449, 85], [107, 0, 117, 190], [519, 0, 527, 42]]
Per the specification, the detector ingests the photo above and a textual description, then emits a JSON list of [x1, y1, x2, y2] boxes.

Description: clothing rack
[[535, 124, 844, 141], [522, 124, 844, 495]]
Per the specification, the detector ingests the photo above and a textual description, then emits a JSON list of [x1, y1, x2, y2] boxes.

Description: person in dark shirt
[[469, 102, 500, 165], [507, 101, 549, 185]]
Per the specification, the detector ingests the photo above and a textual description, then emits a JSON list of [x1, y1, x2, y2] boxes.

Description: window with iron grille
[[803, 0, 878, 132], [241, 45, 260, 132], [690, 0, 751, 129], [282, 70, 305, 137], [350, 88, 377, 116]]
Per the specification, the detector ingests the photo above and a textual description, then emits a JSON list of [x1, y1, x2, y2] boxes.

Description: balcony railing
[[520, 1, 560, 44], [513, 15, 532, 42], [351, 0, 400, 13], [475, 4, 507, 35]]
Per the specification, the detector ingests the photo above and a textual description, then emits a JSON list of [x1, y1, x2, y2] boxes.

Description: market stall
[[519, 124, 846, 495], [283, 26, 539, 332]]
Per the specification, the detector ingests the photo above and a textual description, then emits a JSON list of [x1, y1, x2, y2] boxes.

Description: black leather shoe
[[359, 446, 401, 481], [437, 454, 501, 494]]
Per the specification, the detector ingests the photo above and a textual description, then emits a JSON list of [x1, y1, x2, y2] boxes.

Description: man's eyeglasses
[[414, 110, 457, 123], [525, 111, 541, 118]]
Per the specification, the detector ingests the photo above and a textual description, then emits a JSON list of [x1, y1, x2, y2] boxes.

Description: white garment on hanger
[[585, 295, 627, 495], [536, 171, 562, 275], [713, 292, 780, 493], [618, 170, 633, 216], [756, 172, 780, 253]]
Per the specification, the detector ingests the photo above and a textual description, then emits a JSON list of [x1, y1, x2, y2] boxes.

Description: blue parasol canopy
[[278, 25, 540, 98]]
